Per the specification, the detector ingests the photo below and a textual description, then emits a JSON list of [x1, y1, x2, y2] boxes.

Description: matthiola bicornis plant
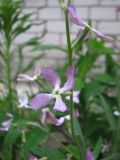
[[68, 5, 113, 43], [30, 66, 74, 112]]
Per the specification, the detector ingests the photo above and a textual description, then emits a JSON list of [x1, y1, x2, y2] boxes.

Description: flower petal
[[66, 91, 80, 103], [47, 111, 64, 126], [0, 120, 11, 131], [29, 154, 37, 160], [86, 150, 95, 160], [40, 108, 48, 125], [61, 66, 74, 92], [42, 67, 61, 89], [68, 5, 86, 26], [113, 111, 120, 116], [17, 74, 36, 82], [93, 29, 113, 43], [41, 108, 64, 126], [73, 109, 80, 118], [54, 96, 67, 112], [34, 63, 41, 77], [18, 94, 30, 109], [30, 93, 52, 110]]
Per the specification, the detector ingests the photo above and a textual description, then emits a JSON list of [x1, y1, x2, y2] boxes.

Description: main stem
[[65, 9, 72, 66], [64, 7, 74, 137], [6, 37, 13, 109], [64, 8, 85, 160]]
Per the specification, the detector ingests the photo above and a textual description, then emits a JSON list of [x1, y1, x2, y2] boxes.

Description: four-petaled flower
[[40, 108, 79, 126], [0, 113, 13, 132], [17, 63, 41, 82], [68, 5, 113, 43], [30, 66, 74, 112]]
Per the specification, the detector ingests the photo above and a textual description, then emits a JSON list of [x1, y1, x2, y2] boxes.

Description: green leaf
[[0, 128, 20, 160], [74, 78, 85, 90], [82, 82, 106, 101], [93, 137, 103, 159], [77, 55, 94, 79], [95, 74, 115, 85], [99, 95, 116, 130], [31, 147, 65, 160], [21, 54, 43, 73], [67, 145, 79, 159], [73, 119, 85, 150], [73, 119, 86, 159], [33, 44, 66, 52], [20, 127, 48, 159]]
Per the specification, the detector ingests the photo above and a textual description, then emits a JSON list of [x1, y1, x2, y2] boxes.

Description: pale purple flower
[[30, 66, 74, 112], [86, 150, 95, 160], [68, 5, 113, 43], [0, 113, 13, 131], [17, 63, 41, 82], [18, 94, 30, 109], [40, 108, 79, 126], [66, 91, 80, 104], [40, 108, 64, 126], [17, 74, 37, 82]]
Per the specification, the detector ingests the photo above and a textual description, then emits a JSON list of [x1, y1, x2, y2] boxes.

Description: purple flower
[[40, 108, 64, 126], [86, 149, 95, 160], [40, 108, 80, 126], [17, 63, 41, 82], [30, 66, 74, 112], [0, 113, 13, 132], [68, 5, 113, 43]]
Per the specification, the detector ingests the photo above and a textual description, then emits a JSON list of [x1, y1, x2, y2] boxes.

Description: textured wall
[[15, 0, 120, 65]]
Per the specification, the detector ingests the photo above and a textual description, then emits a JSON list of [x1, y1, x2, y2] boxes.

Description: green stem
[[64, 7, 86, 160], [64, 9, 72, 66], [6, 38, 13, 108]]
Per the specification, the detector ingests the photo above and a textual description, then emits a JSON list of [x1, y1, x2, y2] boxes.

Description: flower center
[[54, 89, 60, 95]]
